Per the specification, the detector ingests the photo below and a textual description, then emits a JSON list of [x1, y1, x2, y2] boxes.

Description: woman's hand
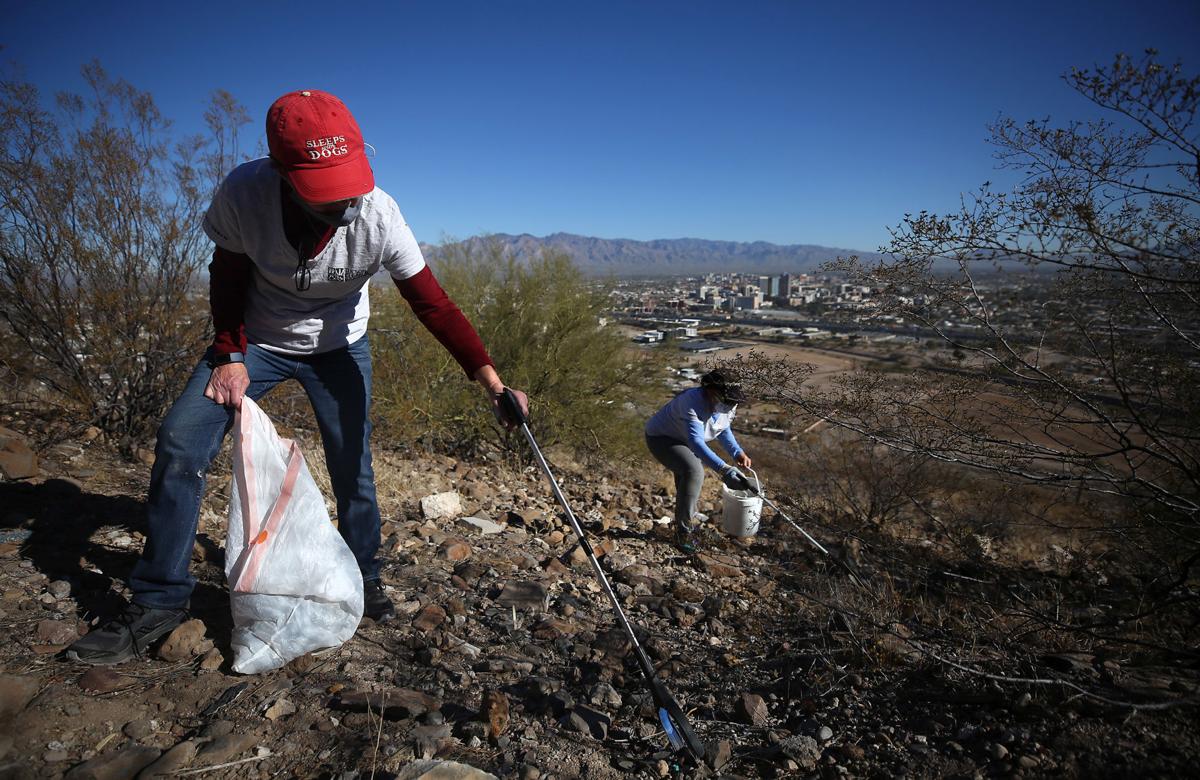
[[735, 452, 752, 469]]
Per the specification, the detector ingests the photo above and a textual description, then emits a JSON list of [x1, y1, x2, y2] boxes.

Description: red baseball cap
[[266, 90, 375, 203]]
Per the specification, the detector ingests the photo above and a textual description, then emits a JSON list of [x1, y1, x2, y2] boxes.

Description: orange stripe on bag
[[233, 440, 305, 593]]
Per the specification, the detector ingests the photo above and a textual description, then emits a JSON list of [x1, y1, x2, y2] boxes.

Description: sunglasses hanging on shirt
[[295, 237, 313, 291]]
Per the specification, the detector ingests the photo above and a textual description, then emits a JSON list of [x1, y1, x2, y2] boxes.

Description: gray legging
[[646, 434, 706, 529]]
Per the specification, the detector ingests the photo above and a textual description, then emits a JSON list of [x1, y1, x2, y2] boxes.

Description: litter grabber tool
[[743, 467, 870, 591], [499, 389, 708, 763]]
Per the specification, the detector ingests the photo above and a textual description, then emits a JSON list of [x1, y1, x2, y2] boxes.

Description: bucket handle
[[745, 466, 761, 496]]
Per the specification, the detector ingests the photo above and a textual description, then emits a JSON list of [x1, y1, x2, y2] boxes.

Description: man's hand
[[473, 365, 529, 430], [735, 452, 753, 469], [491, 387, 530, 429], [204, 363, 250, 408]]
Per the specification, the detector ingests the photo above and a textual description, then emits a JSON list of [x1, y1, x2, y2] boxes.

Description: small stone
[[458, 516, 504, 535], [570, 705, 611, 740], [36, 618, 79, 646], [138, 740, 198, 778], [989, 743, 1009, 761], [671, 581, 705, 603], [818, 725, 833, 742], [480, 689, 509, 739], [707, 740, 733, 770], [44, 749, 70, 762], [157, 619, 213, 662], [588, 682, 623, 709], [413, 604, 447, 633], [199, 647, 224, 671], [778, 735, 821, 771], [47, 580, 72, 599], [696, 553, 744, 579], [438, 540, 472, 562], [0, 433, 38, 480], [63, 744, 160, 780], [337, 689, 442, 719], [736, 692, 769, 727], [196, 734, 257, 765], [561, 710, 591, 736], [839, 743, 865, 762], [496, 581, 549, 612], [394, 760, 498, 779], [0, 674, 40, 719], [264, 698, 296, 720], [1018, 755, 1038, 769], [532, 617, 574, 640], [420, 491, 463, 521], [124, 719, 155, 740]]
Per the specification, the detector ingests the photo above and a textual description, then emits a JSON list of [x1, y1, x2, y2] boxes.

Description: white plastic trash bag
[[226, 397, 364, 674]]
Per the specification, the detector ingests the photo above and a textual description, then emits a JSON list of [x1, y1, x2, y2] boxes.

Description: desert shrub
[[0, 63, 250, 445], [369, 238, 657, 460]]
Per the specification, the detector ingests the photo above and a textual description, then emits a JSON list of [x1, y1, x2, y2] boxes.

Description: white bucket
[[721, 469, 763, 538]]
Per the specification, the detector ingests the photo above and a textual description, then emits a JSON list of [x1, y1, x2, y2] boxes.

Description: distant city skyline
[[4, 0, 1197, 251]]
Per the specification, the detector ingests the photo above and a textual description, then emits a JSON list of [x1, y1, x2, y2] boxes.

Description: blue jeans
[[129, 337, 381, 608]]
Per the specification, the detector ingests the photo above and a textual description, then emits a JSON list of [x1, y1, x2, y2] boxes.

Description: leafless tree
[[0, 62, 250, 444]]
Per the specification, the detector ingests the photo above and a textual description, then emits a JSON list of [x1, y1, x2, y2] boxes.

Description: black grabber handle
[[499, 388, 528, 427]]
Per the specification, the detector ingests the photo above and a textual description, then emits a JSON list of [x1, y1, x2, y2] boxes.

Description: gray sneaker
[[65, 602, 188, 665]]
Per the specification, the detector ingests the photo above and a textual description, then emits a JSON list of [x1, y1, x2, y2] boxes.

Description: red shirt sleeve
[[209, 246, 252, 356], [393, 266, 493, 378]]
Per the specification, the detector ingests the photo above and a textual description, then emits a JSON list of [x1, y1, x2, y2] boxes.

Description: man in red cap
[[67, 90, 528, 665]]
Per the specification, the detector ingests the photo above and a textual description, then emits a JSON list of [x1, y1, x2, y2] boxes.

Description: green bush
[[370, 238, 656, 460]]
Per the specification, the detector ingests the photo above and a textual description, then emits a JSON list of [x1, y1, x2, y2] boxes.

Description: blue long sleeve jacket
[[645, 387, 744, 471]]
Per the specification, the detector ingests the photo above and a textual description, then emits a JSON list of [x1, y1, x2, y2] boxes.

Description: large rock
[[396, 761, 498, 780], [0, 428, 37, 480], [421, 492, 464, 521]]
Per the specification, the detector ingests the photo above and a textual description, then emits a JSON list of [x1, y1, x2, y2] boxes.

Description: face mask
[[714, 401, 734, 414], [288, 187, 363, 227]]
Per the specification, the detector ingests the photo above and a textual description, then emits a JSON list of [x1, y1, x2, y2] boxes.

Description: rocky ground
[[0, 420, 1197, 779]]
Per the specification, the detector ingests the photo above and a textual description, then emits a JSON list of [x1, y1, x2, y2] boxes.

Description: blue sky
[[4, 1, 1197, 251]]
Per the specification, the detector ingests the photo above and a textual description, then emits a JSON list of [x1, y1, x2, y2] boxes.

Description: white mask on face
[[288, 188, 363, 227]]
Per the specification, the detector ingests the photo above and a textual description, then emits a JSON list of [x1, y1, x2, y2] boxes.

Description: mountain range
[[432, 233, 885, 276]]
